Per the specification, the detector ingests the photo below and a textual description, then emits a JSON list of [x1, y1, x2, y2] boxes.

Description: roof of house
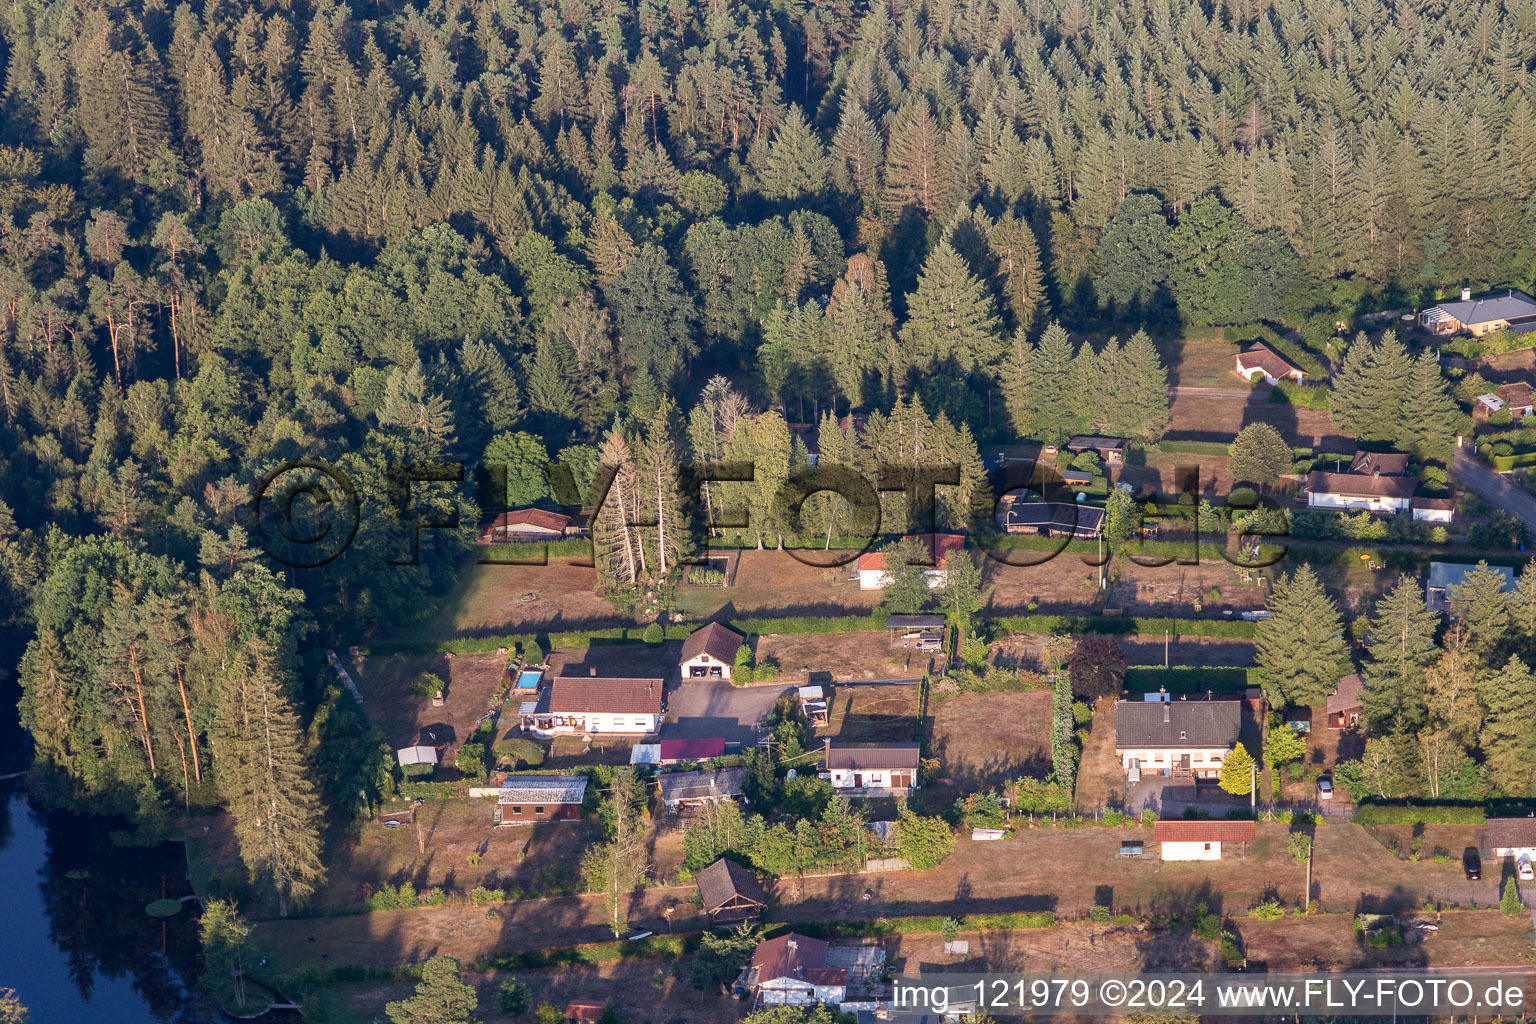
[[694, 857, 767, 913], [547, 675, 664, 716], [1424, 289, 1536, 327], [1153, 820, 1257, 843], [1327, 673, 1364, 715], [498, 775, 588, 804], [1411, 496, 1456, 511], [1306, 470, 1417, 500], [396, 745, 439, 766], [1114, 700, 1242, 749], [856, 533, 967, 572], [486, 507, 571, 533], [1427, 561, 1517, 593], [1236, 341, 1307, 379], [1485, 817, 1536, 849], [825, 741, 921, 771], [1003, 502, 1106, 532], [680, 622, 743, 665], [1349, 451, 1410, 476], [564, 1002, 606, 1023], [751, 933, 832, 983], [659, 737, 725, 761], [886, 614, 947, 628], [1059, 468, 1094, 483], [1497, 381, 1534, 409], [801, 968, 848, 986], [656, 766, 747, 802], [1066, 435, 1129, 452]]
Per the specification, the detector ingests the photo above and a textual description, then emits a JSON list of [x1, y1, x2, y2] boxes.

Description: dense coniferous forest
[[0, 0, 1531, 911]]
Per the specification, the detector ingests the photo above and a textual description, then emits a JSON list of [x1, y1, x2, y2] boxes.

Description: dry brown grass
[[815, 683, 924, 743], [927, 689, 1053, 788], [351, 651, 509, 752]]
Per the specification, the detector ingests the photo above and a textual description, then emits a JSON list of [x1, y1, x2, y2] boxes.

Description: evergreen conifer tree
[[1256, 565, 1350, 708]]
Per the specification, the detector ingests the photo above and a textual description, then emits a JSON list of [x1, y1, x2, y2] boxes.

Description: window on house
[[510, 806, 522, 813], [1154, 753, 1165, 763], [534, 806, 545, 814], [635, 718, 647, 726], [1204, 843, 1212, 851], [1179, 730, 1187, 739]]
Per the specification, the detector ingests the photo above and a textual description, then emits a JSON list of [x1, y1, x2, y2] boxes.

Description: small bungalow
[[520, 674, 665, 736], [1001, 501, 1105, 538], [1114, 697, 1241, 780], [744, 933, 847, 1007], [479, 507, 580, 544], [1327, 673, 1363, 730], [1410, 496, 1456, 523], [1066, 435, 1129, 462], [824, 741, 920, 796], [1304, 470, 1416, 514], [1153, 819, 1255, 861], [1234, 342, 1308, 385], [395, 745, 439, 769], [1484, 818, 1536, 870], [632, 737, 727, 764], [1418, 288, 1536, 336], [855, 534, 966, 590], [563, 1002, 606, 1024], [694, 856, 768, 926], [680, 622, 743, 680], [495, 775, 587, 825], [1426, 561, 1516, 614], [657, 766, 747, 813]]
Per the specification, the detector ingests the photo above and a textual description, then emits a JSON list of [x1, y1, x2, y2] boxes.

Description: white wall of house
[[829, 767, 916, 791], [758, 980, 845, 1006], [1162, 840, 1223, 861], [857, 568, 946, 590], [1307, 492, 1412, 514], [1492, 845, 1536, 862], [527, 712, 656, 735], [1235, 362, 1278, 385], [682, 653, 730, 679], [1119, 748, 1230, 777], [1412, 507, 1454, 523]]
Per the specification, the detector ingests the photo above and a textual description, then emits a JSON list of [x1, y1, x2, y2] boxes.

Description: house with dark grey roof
[[694, 857, 767, 926], [1483, 818, 1536, 868], [1305, 470, 1416, 514], [656, 766, 747, 812], [1419, 288, 1536, 336], [1114, 698, 1241, 780], [1427, 561, 1516, 614], [824, 741, 920, 796], [1001, 500, 1105, 538], [680, 622, 743, 680]]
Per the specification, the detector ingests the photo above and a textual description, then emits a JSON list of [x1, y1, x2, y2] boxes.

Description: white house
[[519, 673, 663, 736], [679, 622, 743, 680], [1410, 496, 1456, 523], [1234, 342, 1308, 385], [1114, 698, 1240, 780], [1485, 818, 1536, 870], [1304, 470, 1416, 513], [1154, 820, 1255, 861], [824, 741, 920, 796], [855, 534, 966, 590], [746, 933, 847, 1006]]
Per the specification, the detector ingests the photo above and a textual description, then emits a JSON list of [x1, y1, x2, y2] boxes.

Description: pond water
[[0, 670, 202, 1022]]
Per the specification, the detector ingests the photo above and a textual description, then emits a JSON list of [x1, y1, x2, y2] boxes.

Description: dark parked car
[[1463, 848, 1482, 880]]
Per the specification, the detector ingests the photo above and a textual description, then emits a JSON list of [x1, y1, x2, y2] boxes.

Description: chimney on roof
[[1462, 287, 1472, 301], [590, 667, 597, 676], [1163, 702, 1170, 724]]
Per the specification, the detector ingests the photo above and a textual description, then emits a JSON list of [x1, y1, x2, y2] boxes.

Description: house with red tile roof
[[1152, 819, 1255, 861], [855, 533, 966, 590], [743, 932, 847, 1006]]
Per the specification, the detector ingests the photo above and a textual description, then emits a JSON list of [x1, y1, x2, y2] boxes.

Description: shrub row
[[992, 614, 1258, 639], [1158, 440, 1232, 456], [1269, 380, 1331, 408], [473, 934, 690, 973], [771, 911, 1055, 940], [1354, 803, 1488, 824], [1123, 666, 1259, 692], [1490, 451, 1536, 471]]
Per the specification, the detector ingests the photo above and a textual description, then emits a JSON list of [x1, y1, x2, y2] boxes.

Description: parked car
[[1520, 859, 1534, 881], [1463, 848, 1481, 880], [1317, 778, 1333, 800]]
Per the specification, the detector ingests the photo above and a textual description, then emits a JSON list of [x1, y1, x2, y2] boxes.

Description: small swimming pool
[[515, 669, 543, 690]]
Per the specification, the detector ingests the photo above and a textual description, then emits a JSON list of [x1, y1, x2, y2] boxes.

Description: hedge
[[1490, 451, 1536, 471], [1158, 440, 1231, 456], [1269, 380, 1331, 409], [991, 615, 1258, 639], [1354, 804, 1487, 825], [1123, 666, 1259, 692]]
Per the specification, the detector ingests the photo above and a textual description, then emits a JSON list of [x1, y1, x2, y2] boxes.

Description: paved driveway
[[1451, 448, 1536, 534], [661, 679, 792, 745]]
